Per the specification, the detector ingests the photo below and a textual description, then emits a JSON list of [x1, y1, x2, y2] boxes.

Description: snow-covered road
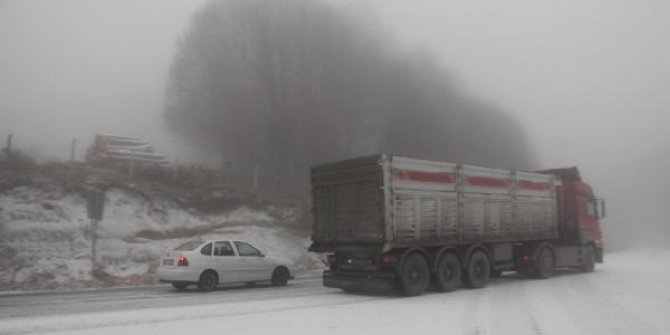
[[1, 249, 669, 335]]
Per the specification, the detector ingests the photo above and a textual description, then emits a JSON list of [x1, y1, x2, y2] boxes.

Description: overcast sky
[[1, 0, 668, 247]]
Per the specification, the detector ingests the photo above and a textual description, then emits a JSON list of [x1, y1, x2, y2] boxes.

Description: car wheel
[[463, 251, 490, 289], [271, 267, 289, 287], [197, 270, 218, 291], [172, 283, 188, 291], [399, 253, 430, 296], [433, 252, 461, 292]]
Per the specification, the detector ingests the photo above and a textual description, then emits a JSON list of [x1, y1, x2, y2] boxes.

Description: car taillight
[[178, 256, 189, 266]]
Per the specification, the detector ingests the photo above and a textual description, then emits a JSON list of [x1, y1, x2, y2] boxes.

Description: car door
[[212, 241, 242, 283], [233, 241, 271, 281]]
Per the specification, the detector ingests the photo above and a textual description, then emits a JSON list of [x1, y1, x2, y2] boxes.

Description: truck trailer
[[309, 155, 605, 296]]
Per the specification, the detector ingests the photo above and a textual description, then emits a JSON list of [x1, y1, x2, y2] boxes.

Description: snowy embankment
[[0, 249, 668, 335], [0, 185, 323, 290]]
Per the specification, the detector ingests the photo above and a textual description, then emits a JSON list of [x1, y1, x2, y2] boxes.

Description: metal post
[[91, 219, 98, 265]]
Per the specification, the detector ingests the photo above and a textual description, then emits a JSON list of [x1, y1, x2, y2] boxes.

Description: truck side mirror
[[598, 199, 606, 219]]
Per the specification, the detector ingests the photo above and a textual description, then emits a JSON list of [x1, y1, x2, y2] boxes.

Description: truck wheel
[[581, 246, 596, 272], [433, 253, 461, 292], [197, 270, 218, 291], [535, 247, 554, 279], [400, 253, 430, 296], [464, 251, 490, 289]]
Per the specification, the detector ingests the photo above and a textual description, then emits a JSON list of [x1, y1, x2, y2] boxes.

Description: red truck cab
[[539, 167, 605, 264]]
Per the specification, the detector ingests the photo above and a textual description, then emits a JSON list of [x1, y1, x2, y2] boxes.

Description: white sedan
[[157, 239, 293, 291]]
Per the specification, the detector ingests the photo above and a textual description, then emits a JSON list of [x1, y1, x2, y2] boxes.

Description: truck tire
[[535, 247, 554, 279], [400, 253, 430, 296], [464, 251, 490, 289], [581, 246, 596, 272], [433, 252, 462, 292]]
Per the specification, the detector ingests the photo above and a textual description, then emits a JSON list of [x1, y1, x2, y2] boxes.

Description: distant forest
[[164, 0, 533, 195]]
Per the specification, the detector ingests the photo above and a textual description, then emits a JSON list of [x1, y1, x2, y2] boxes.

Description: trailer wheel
[[535, 247, 554, 279], [581, 246, 596, 272], [400, 253, 430, 296], [433, 253, 462, 292], [464, 251, 490, 289]]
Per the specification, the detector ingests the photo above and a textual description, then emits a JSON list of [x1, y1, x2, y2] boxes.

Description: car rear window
[[174, 240, 205, 251]]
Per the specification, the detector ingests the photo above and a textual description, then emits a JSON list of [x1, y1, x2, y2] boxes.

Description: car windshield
[[173, 240, 205, 251]]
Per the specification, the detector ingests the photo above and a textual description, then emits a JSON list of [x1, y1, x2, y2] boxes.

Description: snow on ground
[[0, 185, 322, 290], [1, 249, 668, 335]]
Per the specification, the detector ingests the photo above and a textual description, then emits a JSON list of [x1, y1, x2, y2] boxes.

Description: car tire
[[271, 267, 289, 287], [463, 251, 490, 289], [197, 270, 218, 291], [399, 253, 430, 296], [433, 252, 461, 292]]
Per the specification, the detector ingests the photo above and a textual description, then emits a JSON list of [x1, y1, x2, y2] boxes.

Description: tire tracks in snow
[[461, 276, 546, 335]]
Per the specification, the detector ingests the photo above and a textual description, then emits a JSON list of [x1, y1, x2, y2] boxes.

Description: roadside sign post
[[87, 191, 105, 267]]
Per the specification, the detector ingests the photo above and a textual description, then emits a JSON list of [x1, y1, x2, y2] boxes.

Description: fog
[[1, 0, 669, 249], [164, 0, 533, 195]]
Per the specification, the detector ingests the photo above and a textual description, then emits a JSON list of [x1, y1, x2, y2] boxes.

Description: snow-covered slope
[[0, 185, 323, 290]]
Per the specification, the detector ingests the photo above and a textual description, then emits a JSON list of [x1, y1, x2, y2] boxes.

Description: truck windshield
[[174, 240, 205, 251]]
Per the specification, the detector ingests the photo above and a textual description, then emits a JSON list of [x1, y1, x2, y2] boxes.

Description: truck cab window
[[586, 200, 597, 218]]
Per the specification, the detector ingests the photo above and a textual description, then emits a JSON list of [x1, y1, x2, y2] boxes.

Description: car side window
[[200, 243, 212, 256], [214, 241, 235, 256], [234, 241, 262, 257]]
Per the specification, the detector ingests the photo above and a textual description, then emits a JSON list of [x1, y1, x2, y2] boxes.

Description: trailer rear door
[[310, 156, 385, 251]]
